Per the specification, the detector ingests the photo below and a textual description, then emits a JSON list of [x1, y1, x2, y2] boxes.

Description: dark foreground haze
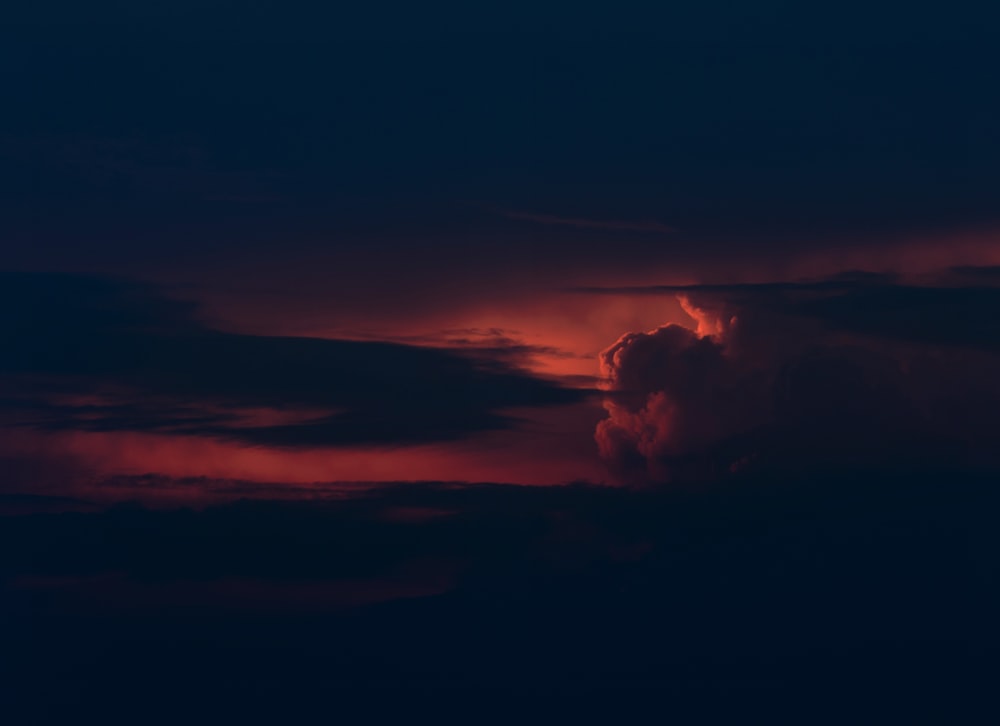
[[5, 470, 1000, 720]]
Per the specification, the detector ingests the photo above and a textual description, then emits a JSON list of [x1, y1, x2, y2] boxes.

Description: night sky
[[4, 3, 1000, 720]]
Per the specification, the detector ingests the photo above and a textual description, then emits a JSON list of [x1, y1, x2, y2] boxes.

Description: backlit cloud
[[594, 269, 1000, 482]]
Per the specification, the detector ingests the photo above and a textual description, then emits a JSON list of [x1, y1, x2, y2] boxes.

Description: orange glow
[[172, 226, 1000, 383], [13, 226, 998, 499], [2, 399, 607, 503], [200, 290, 693, 381]]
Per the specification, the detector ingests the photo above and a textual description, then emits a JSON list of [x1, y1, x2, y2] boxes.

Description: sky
[[3, 3, 1000, 499], [4, 3, 1000, 711]]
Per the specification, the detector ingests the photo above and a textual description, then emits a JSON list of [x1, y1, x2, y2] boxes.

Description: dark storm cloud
[[790, 285, 1000, 353], [593, 269, 1000, 481], [0, 272, 585, 446], [595, 324, 764, 480]]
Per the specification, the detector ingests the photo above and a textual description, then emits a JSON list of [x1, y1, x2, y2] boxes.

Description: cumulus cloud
[[594, 270, 1000, 482], [595, 319, 767, 482]]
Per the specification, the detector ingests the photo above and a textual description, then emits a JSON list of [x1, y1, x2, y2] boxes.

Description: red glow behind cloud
[[8, 226, 997, 500], [193, 288, 695, 382], [3, 400, 606, 504]]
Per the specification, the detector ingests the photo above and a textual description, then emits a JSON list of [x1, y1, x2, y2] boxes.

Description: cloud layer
[[0, 272, 586, 449]]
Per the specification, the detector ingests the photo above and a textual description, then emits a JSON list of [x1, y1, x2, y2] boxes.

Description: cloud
[[0, 272, 586, 448], [329, 326, 586, 372], [791, 284, 1000, 352], [574, 269, 1000, 353], [594, 268, 1000, 481], [595, 323, 768, 482]]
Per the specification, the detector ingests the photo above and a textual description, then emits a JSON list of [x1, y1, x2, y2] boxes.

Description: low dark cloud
[[950, 264, 1000, 280], [592, 268, 1000, 481], [0, 272, 586, 447], [792, 285, 1000, 352], [3, 470, 999, 712]]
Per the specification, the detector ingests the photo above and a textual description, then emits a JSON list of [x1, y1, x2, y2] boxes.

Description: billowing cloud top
[[593, 271, 1000, 482]]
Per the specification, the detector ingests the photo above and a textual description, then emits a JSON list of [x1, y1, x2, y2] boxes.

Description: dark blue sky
[[3, 3, 999, 275]]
